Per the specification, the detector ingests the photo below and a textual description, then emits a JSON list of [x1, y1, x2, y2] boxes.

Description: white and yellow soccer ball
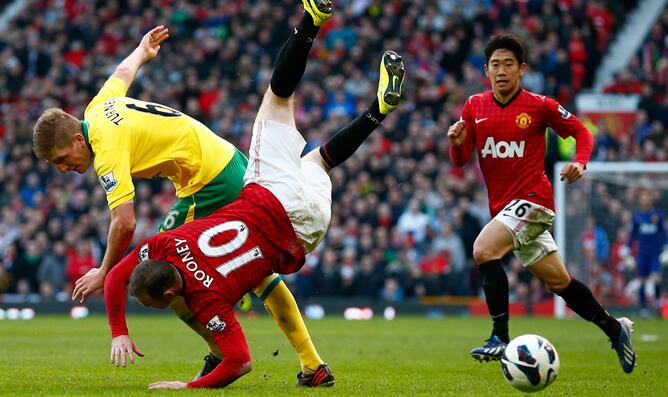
[[501, 334, 560, 393]]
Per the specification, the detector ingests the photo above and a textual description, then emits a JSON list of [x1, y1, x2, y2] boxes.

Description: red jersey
[[450, 89, 593, 216], [104, 183, 305, 388]]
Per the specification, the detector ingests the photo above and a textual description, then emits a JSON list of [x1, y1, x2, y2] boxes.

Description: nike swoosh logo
[[475, 117, 488, 124], [392, 75, 400, 89]]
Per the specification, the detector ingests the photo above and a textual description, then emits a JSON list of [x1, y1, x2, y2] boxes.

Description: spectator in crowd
[[37, 241, 67, 301], [432, 222, 468, 295], [397, 199, 430, 248], [65, 240, 96, 295]]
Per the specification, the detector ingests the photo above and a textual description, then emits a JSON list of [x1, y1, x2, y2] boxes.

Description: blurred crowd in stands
[[0, 0, 666, 309]]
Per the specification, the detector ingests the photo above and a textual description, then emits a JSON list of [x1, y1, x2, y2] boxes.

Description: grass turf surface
[[0, 314, 665, 396]]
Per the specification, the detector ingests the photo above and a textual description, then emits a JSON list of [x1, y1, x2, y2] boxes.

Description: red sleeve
[[449, 99, 476, 167], [104, 245, 141, 338], [186, 308, 251, 389], [544, 97, 593, 165]]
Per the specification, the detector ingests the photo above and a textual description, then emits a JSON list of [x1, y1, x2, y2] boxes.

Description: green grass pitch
[[0, 314, 666, 396]]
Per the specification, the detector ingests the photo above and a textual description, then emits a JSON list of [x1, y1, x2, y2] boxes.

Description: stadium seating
[[0, 0, 665, 309]]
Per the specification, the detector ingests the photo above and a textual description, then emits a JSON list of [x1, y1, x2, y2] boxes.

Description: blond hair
[[33, 108, 81, 159]]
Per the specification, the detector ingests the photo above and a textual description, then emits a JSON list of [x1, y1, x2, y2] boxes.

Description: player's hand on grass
[[148, 381, 187, 390], [559, 161, 585, 184], [139, 25, 169, 61], [72, 267, 105, 303], [111, 335, 144, 367], [447, 120, 466, 147]]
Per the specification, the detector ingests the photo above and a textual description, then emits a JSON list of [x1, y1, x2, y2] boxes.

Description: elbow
[[236, 349, 253, 376], [450, 157, 467, 168], [239, 360, 252, 376], [231, 350, 252, 377], [119, 218, 136, 234], [113, 66, 132, 81], [112, 216, 136, 235]]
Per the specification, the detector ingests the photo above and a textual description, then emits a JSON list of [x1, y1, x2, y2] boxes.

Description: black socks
[[318, 99, 385, 169], [270, 13, 319, 98], [557, 278, 622, 340], [480, 259, 510, 343]]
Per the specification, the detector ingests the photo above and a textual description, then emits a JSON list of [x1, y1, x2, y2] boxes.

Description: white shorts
[[243, 120, 332, 253], [494, 199, 558, 267]]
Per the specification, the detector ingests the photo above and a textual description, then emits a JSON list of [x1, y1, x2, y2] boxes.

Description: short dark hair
[[128, 260, 178, 300], [484, 34, 526, 65]]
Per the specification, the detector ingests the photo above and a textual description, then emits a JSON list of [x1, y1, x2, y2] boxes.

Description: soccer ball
[[500, 334, 560, 393]]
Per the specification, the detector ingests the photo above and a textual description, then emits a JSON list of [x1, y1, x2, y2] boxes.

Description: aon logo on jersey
[[481, 137, 525, 158], [639, 222, 658, 234]]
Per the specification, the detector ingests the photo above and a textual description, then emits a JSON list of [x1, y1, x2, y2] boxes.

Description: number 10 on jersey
[[198, 221, 264, 277]]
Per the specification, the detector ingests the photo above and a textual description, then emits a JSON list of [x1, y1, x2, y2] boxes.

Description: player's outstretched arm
[[111, 25, 169, 90]]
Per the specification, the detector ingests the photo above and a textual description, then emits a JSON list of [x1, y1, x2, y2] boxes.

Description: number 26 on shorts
[[503, 199, 533, 219]]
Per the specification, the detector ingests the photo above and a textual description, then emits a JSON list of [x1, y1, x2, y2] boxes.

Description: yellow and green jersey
[[83, 77, 237, 210]]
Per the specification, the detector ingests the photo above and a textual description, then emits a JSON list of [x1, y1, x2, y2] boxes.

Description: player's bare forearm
[[111, 47, 151, 90], [111, 25, 169, 90], [72, 203, 136, 302], [101, 205, 136, 275]]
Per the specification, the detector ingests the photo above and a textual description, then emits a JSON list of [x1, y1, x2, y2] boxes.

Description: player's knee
[[302, 150, 329, 173], [546, 277, 570, 293], [261, 87, 293, 111], [473, 240, 497, 265], [265, 86, 292, 104]]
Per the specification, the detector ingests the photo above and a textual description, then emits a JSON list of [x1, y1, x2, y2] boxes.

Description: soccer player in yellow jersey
[[32, 2, 341, 383]]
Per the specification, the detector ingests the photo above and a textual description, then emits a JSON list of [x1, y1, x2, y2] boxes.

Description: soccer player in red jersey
[[447, 34, 636, 373], [103, 0, 406, 389]]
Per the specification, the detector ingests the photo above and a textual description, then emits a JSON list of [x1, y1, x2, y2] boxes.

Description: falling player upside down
[[103, 0, 406, 389]]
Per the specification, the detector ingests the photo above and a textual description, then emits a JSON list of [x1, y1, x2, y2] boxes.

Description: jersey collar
[[80, 120, 94, 154], [492, 87, 523, 108]]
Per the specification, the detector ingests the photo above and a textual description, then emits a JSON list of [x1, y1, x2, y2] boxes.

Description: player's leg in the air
[[249, 36, 404, 386], [241, 0, 335, 386], [295, 50, 404, 387], [172, 0, 335, 381]]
